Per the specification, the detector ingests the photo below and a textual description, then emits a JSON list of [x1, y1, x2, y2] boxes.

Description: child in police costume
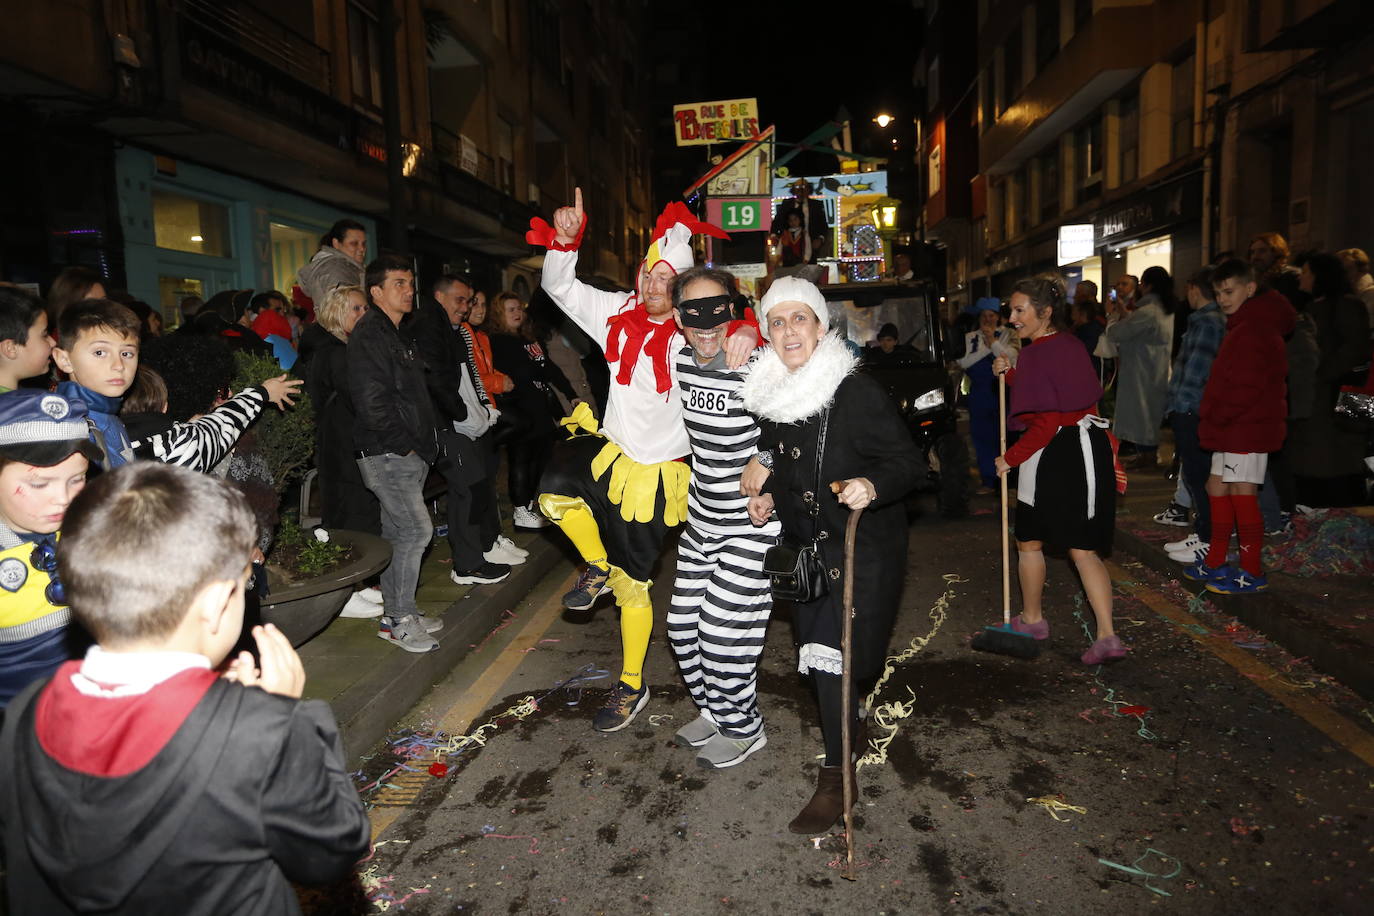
[[0, 390, 103, 706], [527, 189, 757, 732]]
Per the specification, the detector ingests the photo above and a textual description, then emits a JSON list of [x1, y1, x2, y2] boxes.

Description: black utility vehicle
[[820, 279, 970, 517]]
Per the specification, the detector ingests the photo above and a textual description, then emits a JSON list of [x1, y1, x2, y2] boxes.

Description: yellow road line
[[1107, 560, 1374, 769], [369, 572, 577, 842]]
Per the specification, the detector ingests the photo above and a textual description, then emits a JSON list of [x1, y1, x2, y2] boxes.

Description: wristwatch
[[755, 449, 774, 470]]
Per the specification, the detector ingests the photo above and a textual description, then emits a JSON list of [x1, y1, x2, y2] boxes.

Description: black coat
[[346, 306, 438, 461], [405, 298, 470, 428], [489, 332, 576, 440], [760, 373, 923, 679]]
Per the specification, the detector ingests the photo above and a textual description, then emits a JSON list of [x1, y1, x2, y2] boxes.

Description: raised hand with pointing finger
[[527, 186, 587, 250]]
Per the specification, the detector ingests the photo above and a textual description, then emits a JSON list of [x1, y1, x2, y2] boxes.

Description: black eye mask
[[675, 294, 739, 329]]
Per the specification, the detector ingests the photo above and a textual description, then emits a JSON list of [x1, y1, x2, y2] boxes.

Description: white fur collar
[[741, 332, 859, 424]]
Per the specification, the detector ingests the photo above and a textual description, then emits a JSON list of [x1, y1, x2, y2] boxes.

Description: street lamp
[[870, 196, 901, 240], [873, 113, 894, 128]]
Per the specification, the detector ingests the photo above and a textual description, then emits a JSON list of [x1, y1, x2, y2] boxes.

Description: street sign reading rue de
[[706, 197, 769, 233]]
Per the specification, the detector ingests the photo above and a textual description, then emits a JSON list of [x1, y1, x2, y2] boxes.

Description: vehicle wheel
[[934, 433, 969, 518]]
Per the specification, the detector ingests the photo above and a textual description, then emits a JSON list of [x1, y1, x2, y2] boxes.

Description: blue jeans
[[357, 452, 432, 619]]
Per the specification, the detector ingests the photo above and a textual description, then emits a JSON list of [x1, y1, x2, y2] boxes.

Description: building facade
[[0, 0, 653, 318], [930, 0, 1373, 305]]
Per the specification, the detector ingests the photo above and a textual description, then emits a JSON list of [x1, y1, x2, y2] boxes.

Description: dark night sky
[[648, 0, 927, 199]]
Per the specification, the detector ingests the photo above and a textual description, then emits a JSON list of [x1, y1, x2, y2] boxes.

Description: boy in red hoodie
[[0, 463, 369, 915], [1182, 258, 1296, 594]]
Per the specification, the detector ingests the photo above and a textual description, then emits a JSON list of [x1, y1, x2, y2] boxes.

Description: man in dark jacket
[[408, 275, 510, 586], [348, 254, 441, 653]]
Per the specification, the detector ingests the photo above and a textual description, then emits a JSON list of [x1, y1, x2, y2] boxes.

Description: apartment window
[[492, 0, 509, 43], [1119, 90, 1139, 184], [1010, 167, 1029, 238], [1075, 0, 1093, 30], [1002, 26, 1023, 112], [1036, 0, 1060, 71], [1171, 52, 1196, 159], [530, 0, 562, 80], [980, 67, 995, 129], [347, 2, 383, 108], [1037, 147, 1059, 225], [927, 56, 941, 113], [1076, 117, 1103, 204], [589, 82, 608, 136], [496, 117, 516, 194]]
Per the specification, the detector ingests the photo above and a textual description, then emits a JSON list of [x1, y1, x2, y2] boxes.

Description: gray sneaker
[[673, 714, 718, 748], [377, 614, 439, 653], [695, 730, 767, 769]]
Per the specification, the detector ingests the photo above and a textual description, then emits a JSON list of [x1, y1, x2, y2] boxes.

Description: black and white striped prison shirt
[[675, 347, 781, 538]]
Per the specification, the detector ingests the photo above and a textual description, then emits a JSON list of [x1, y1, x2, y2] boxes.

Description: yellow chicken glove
[[590, 440, 621, 482], [605, 452, 631, 507], [560, 402, 599, 437], [617, 461, 662, 523], [660, 462, 690, 528]]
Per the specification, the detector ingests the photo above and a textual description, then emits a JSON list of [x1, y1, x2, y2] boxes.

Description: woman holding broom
[[740, 277, 922, 833], [990, 274, 1125, 665]]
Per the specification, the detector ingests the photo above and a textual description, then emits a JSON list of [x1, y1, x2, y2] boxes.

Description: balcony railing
[[181, 0, 331, 94]]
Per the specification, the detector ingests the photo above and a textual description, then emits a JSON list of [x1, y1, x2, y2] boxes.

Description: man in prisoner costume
[[666, 267, 779, 769], [528, 189, 756, 733]]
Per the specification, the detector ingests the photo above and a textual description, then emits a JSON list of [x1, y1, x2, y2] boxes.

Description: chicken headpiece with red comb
[[640, 201, 731, 277]]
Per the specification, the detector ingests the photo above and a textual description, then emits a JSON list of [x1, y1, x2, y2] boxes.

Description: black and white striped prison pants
[[667, 526, 775, 739]]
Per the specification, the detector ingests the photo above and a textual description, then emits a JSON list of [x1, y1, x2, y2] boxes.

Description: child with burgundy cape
[[990, 275, 1126, 666]]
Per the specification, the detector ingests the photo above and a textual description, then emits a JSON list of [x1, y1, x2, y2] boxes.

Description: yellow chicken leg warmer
[[618, 604, 653, 690]]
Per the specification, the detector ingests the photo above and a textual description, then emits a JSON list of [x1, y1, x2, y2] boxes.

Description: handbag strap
[[808, 409, 830, 542]]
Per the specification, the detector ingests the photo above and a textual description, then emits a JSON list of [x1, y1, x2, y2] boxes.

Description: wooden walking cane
[[831, 481, 866, 882]]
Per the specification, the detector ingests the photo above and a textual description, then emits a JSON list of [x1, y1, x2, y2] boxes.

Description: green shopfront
[[115, 147, 375, 327]]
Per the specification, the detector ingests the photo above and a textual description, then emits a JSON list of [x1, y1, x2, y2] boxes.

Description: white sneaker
[[357, 586, 384, 605], [377, 614, 439, 653], [1168, 544, 1209, 565], [484, 543, 525, 565], [339, 590, 384, 618], [1164, 533, 1203, 553], [512, 505, 549, 529], [497, 535, 529, 558]]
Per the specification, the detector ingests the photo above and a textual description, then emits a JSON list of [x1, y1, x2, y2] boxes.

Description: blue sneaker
[[1206, 569, 1269, 595], [1181, 561, 1228, 583]]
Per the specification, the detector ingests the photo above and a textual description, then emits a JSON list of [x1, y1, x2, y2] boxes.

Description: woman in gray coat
[[1105, 265, 1176, 467]]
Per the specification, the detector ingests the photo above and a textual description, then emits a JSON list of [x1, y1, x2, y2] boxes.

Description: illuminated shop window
[[152, 191, 232, 257]]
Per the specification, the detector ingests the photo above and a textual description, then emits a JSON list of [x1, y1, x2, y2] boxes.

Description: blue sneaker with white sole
[[1205, 569, 1269, 595], [1181, 561, 1229, 583]]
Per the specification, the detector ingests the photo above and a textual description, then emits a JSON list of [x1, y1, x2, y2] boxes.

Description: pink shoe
[[1081, 634, 1128, 665], [1010, 614, 1049, 640]]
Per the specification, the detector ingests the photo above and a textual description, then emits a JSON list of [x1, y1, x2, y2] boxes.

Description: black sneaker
[[450, 561, 511, 585], [562, 564, 609, 610], [592, 681, 649, 732]]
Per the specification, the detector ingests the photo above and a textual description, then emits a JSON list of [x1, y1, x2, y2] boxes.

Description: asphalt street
[[308, 494, 1374, 915]]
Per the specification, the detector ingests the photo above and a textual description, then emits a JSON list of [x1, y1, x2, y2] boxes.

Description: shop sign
[[673, 98, 762, 146], [1057, 224, 1094, 265], [706, 197, 769, 233], [180, 19, 352, 151], [1094, 171, 1202, 245]]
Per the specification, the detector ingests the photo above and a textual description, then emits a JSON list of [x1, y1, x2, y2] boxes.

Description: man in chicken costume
[[529, 188, 758, 733]]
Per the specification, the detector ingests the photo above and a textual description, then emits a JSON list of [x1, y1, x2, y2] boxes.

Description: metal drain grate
[[369, 770, 436, 807]]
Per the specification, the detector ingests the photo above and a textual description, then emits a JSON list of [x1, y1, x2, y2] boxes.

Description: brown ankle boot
[[788, 765, 849, 834]]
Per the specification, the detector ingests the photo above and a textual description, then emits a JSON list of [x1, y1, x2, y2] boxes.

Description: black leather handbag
[[763, 410, 831, 603]]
